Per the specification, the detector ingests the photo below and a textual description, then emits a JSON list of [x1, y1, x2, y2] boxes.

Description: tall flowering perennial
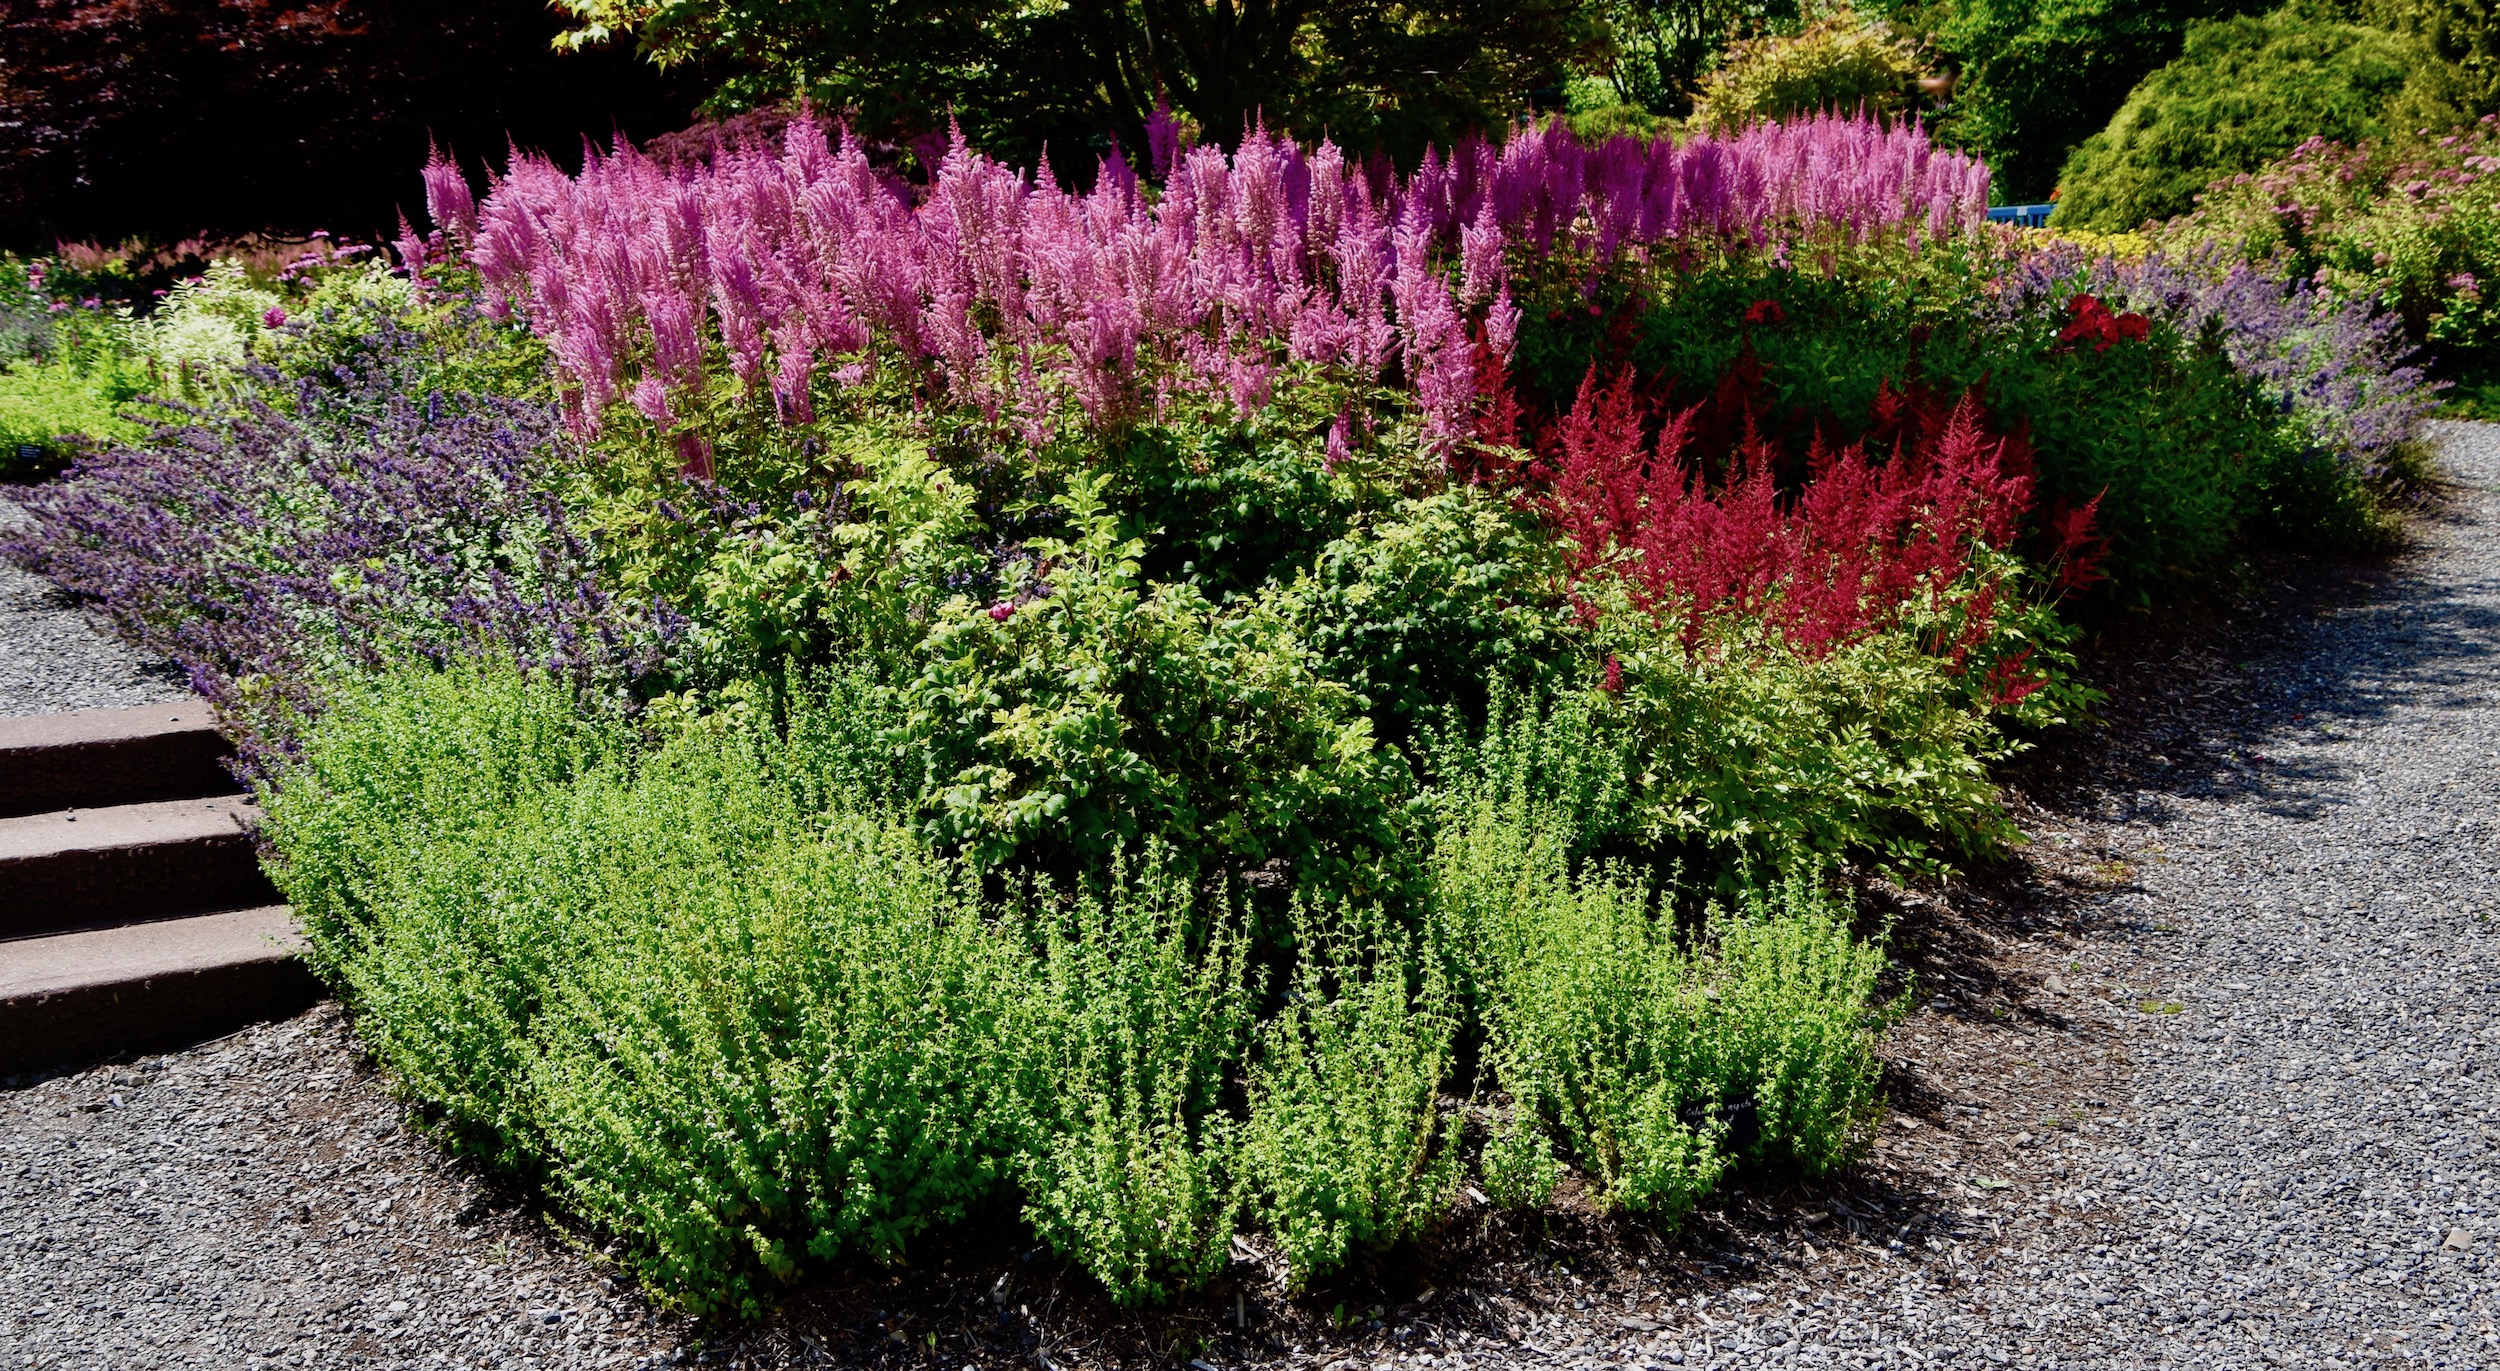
[[1988, 240, 2437, 474], [1, 321, 654, 779], [1544, 366, 2045, 682], [436, 113, 1988, 459]]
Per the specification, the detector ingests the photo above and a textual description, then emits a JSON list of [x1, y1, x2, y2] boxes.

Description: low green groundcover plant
[[266, 660, 1895, 1313]]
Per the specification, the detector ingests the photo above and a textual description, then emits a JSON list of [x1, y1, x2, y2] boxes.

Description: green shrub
[[1427, 785, 1723, 1219], [1008, 847, 1254, 1305], [1695, 870, 1893, 1171], [904, 470, 1413, 898], [135, 260, 285, 401], [1239, 905, 1462, 1287], [1427, 776, 1888, 1216], [2053, 10, 2461, 230], [1603, 620, 2037, 872], [259, 662, 639, 1154], [263, 655, 1930, 1311], [267, 663, 1027, 1313], [1689, 10, 1926, 131], [523, 759, 1025, 1312], [2367, 0, 2500, 115], [1285, 486, 1577, 743], [1592, 0, 1778, 119], [1105, 402, 1365, 604], [1927, 0, 2272, 203]]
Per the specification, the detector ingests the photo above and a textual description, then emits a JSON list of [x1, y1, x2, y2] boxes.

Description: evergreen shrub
[[2053, 9, 2462, 229]]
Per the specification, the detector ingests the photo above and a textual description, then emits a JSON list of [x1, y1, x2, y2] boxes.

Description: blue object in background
[[1986, 204, 2056, 228]]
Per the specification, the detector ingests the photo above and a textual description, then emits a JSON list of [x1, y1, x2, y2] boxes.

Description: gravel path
[[2032, 421, 2500, 1367], [0, 489, 187, 716], [4, 426, 2497, 1369]]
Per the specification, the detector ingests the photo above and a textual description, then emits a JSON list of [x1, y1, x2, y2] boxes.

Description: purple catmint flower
[[2, 311, 660, 780], [1983, 239, 2436, 474]]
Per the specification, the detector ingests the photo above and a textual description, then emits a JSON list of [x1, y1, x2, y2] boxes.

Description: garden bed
[[0, 107, 2450, 1336]]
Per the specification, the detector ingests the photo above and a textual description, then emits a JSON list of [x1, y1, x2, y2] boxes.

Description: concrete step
[[0, 795, 278, 939], [0, 906, 318, 1074], [0, 704, 240, 818]]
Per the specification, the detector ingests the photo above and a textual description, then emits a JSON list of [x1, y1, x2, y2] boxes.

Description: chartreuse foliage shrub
[[1009, 851, 1254, 1304], [1424, 693, 1888, 1215], [2053, 9, 2468, 230], [1239, 904, 1463, 1287], [1689, 10, 1927, 133]]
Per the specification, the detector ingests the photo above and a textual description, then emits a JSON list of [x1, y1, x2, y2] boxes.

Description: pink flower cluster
[[418, 113, 1987, 459]]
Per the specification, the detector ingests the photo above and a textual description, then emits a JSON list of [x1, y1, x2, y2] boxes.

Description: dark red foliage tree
[[0, 0, 703, 248]]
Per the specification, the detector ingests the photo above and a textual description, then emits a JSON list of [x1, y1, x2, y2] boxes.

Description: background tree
[[0, 0, 700, 248], [1686, 8, 1926, 131], [552, 0, 1608, 165], [1909, 0, 2275, 202], [1597, 0, 1797, 118]]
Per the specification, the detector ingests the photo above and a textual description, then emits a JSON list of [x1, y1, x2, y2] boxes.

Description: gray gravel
[[0, 489, 187, 716], [4, 425, 2498, 1369], [2027, 420, 2500, 1367], [0, 1008, 685, 1369]]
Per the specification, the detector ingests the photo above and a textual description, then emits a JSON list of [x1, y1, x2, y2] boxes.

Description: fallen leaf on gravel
[[1970, 1177, 2011, 1191]]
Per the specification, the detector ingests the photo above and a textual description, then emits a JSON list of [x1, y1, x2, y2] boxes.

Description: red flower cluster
[[2057, 294, 2152, 352], [1743, 298, 1787, 326], [1542, 366, 2054, 670]]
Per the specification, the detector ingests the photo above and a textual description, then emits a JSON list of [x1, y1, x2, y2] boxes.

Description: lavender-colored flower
[[1, 317, 661, 779], [1984, 239, 2437, 473]]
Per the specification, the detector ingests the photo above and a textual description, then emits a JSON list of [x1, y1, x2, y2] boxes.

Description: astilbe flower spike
[[437, 112, 1987, 455], [1544, 366, 2041, 660]]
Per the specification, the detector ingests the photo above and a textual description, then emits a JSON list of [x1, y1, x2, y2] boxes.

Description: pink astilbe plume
[[438, 111, 1982, 445]]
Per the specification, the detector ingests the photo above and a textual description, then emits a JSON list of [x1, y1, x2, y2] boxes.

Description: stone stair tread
[[0, 704, 240, 818], [0, 794, 259, 862], [0, 794, 277, 940], [0, 905, 320, 1074], [0, 905, 306, 1000], [0, 703, 221, 752]]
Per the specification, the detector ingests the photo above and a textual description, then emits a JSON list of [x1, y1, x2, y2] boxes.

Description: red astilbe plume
[[1543, 367, 2045, 659]]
